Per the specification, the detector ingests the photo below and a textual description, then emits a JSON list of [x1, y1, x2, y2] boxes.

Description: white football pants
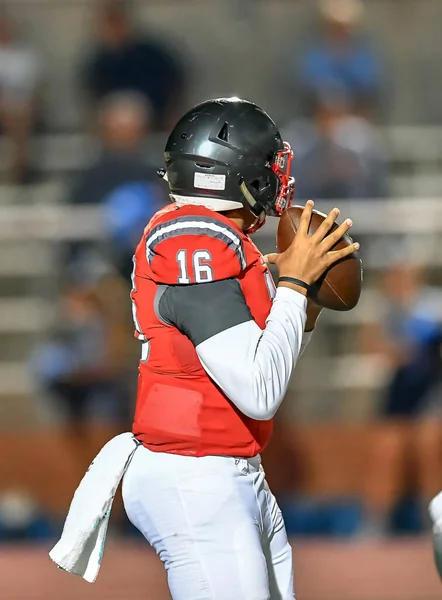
[[122, 445, 295, 600]]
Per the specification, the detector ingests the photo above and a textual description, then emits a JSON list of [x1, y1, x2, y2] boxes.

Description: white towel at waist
[[49, 432, 140, 583]]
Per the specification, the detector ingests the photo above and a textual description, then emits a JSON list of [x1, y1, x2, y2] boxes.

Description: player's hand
[[265, 200, 359, 286]]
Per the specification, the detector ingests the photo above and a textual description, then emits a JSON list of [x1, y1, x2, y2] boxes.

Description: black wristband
[[278, 276, 310, 291]]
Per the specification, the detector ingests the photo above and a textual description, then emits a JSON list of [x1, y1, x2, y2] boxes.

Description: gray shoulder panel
[[158, 279, 253, 346]]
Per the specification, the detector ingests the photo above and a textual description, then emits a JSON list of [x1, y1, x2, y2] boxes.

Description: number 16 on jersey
[[176, 250, 214, 284]]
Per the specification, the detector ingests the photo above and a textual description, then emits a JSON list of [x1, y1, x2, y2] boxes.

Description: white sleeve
[[300, 330, 313, 357], [196, 287, 308, 420]]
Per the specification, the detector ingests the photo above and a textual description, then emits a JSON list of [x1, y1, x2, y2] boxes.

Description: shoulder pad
[[145, 211, 247, 284]]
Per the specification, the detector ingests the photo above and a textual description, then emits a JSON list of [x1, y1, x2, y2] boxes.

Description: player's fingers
[[313, 207, 340, 241], [321, 218, 353, 251], [325, 242, 360, 266], [297, 200, 314, 236], [263, 253, 279, 265]]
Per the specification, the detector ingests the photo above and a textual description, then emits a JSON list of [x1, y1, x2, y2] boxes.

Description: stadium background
[[0, 0, 441, 597]]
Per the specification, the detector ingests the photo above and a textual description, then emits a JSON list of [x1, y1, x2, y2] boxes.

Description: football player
[[122, 97, 359, 599]]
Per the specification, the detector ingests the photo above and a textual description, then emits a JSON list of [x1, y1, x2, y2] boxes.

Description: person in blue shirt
[[360, 261, 442, 537], [298, 0, 383, 119]]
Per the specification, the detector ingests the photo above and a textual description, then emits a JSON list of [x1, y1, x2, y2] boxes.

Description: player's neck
[[222, 208, 253, 232]]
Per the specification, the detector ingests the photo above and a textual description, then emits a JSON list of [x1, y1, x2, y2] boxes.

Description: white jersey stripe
[[145, 220, 247, 270]]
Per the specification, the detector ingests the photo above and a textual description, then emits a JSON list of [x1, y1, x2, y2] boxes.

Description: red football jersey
[[131, 203, 276, 457]]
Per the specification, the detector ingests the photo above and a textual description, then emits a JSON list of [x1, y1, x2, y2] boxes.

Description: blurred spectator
[[283, 87, 388, 201], [83, 0, 186, 130], [362, 263, 442, 420], [66, 91, 168, 278], [30, 257, 135, 468], [359, 262, 442, 535], [0, 14, 42, 183], [0, 489, 53, 542], [298, 0, 383, 120], [68, 91, 160, 205]]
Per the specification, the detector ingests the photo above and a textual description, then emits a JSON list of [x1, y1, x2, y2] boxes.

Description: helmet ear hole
[[250, 177, 270, 192], [217, 122, 229, 142]]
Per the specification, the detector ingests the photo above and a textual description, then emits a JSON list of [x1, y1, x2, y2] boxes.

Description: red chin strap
[[272, 141, 295, 215]]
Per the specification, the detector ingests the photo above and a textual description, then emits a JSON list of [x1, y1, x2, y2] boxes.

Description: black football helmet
[[159, 97, 294, 225]]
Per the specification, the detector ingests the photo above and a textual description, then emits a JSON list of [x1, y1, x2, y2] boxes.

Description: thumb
[[263, 253, 279, 265]]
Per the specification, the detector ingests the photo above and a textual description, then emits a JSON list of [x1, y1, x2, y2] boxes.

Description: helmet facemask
[[240, 141, 295, 232], [270, 141, 295, 215]]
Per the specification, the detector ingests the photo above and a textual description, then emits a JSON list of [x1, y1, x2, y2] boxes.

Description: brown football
[[276, 205, 362, 311]]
